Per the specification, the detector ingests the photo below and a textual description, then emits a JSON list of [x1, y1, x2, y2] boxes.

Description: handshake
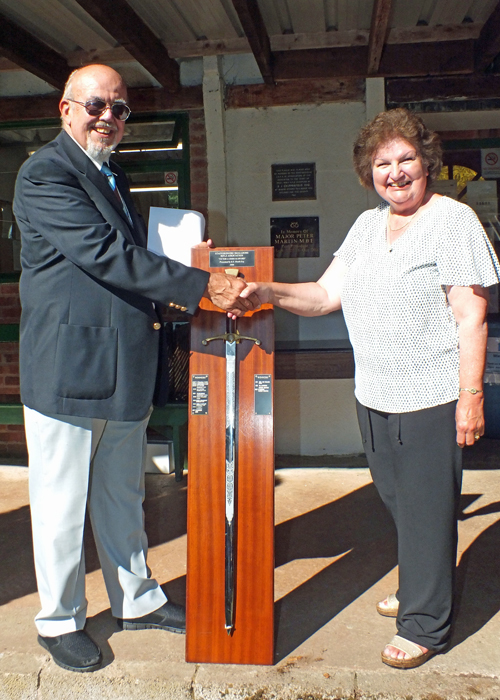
[[195, 241, 265, 318], [204, 272, 261, 318]]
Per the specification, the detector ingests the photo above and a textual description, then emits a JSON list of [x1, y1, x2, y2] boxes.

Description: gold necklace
[[387, 209, 419, 232]]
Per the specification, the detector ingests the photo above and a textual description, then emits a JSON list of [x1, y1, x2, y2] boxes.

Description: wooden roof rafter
[[0, 12, 69, 90], [230, 0, 274, 85], [367, 0, 393, 75], [273, 39, 475, 81], [475, 0, 500, 72], [386, 74, 500, 104], [72, 0, 181, 92], [0, 86, 204, 123]]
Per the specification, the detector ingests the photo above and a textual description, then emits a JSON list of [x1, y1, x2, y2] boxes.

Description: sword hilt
[[202, 330, 261, 346]]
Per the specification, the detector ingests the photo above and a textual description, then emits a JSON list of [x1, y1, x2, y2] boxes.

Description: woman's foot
[[381, 635, 435, 669], [376, 593, 399, 617]]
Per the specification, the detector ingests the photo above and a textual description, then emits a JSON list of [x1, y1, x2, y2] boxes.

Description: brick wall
[[0, 341, 20, 399], [188, 109, 208, 222], [0, 283, 25, 460], [0, 284, 21, 325]]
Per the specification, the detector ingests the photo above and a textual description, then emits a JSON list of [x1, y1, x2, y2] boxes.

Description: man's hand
[[193, 238, 214, 249], [204, 272, 259, 317]]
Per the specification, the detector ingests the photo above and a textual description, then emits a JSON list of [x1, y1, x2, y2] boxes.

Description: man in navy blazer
[[13, 64, 254, 673]]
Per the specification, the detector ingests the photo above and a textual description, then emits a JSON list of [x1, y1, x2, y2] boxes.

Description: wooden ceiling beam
[[226, 77, 364, 108], [0, 13, 68, 90], [475, 0, 500, 71], [273, 40, 475, 80], [230, 0, 274, 85], [72, 0, 180, 92], [42, 23, 484, 69], [0, 86, 203, 123], [367, 0, 393, 75], [386, 74, 500, 103]]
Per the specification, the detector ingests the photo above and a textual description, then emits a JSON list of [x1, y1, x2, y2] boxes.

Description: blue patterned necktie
[[101, 163, 132, 224]]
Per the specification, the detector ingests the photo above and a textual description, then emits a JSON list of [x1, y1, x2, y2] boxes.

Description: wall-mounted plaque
[[191, 374, 209, 415], [272, 163, 316, 201], [254, 374, 272, 415], [209, 250, 255, 268], [271, 216, 319, 258]]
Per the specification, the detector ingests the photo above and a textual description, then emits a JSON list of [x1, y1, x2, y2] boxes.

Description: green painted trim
[[0, 325, 19, 342], [442, 138, 500, 150], [0, 404, 23, 424], [118, 112, 191, 210], [0, 118, 60, 131], [0, 273, 20, 283], [149, 403, 188, 427]]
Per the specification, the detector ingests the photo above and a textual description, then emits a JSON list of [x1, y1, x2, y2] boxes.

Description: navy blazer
[[13, 130, 209, 421]]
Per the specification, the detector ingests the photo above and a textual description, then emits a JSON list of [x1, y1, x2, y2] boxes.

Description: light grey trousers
[[356, 400, 462, 651], [24, 406, 167, 637]]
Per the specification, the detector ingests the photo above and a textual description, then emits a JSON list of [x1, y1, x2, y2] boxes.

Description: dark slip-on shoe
[[117, 601, 186, 634], [37, 630, 102, 673]]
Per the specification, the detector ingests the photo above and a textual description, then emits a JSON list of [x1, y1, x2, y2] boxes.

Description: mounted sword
[[202, 308, 261, 634]]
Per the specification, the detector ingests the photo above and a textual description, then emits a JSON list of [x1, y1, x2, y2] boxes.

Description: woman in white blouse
[[241, 109, 500, 669]]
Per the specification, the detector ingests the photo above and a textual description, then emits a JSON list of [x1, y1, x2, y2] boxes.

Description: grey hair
[[62, 68, 82, 101]]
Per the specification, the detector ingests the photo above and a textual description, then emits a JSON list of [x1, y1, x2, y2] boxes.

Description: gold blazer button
[[153, 322, 162, 330]]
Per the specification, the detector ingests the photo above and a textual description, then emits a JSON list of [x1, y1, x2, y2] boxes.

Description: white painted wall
[[220, 100, 373, 454], [275, 379, 363, 455], [224, 101, 372, 342]]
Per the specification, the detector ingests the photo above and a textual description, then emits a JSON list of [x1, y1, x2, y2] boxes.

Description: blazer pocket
[[54, 324, 118, 400]]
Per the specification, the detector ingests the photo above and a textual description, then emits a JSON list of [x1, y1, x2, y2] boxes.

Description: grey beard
[[85, 136, 116, 165]]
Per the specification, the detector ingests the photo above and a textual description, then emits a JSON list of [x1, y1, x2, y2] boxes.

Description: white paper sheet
[[147, 207, 205, 267]]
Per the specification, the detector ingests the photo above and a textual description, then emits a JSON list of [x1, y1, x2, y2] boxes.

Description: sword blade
[[224, 326, 237, 633]]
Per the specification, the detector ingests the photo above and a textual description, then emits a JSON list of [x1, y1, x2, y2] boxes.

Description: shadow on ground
[[0, 474, 188, 606], [273, 481, 397, 661]]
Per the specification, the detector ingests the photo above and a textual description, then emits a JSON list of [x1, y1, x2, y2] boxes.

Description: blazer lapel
[[56, 131, 139, 245]]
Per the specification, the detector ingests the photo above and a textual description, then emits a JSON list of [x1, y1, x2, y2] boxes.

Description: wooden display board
[[186, 247, 274, 665]]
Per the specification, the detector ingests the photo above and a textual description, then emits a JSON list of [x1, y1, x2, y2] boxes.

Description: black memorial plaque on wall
[[272, 163, 316, 201], [270, 216, 319, 258]]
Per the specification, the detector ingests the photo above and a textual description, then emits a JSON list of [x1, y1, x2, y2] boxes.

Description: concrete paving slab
[[0, 441, 499, 699]]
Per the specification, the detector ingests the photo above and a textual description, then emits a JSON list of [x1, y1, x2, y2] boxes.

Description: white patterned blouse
[[335, 196, 500, 413]]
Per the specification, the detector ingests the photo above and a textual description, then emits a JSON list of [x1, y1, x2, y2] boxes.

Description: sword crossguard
[[202, 330, 261, 346]]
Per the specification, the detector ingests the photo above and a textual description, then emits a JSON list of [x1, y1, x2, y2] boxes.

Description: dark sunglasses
[[67, 98, 131, 121]]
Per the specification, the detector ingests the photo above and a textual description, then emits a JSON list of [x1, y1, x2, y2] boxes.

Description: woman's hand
[[456, 392, 485, 447], [447, 284, 489, 448], [239, 282, 269, 306]]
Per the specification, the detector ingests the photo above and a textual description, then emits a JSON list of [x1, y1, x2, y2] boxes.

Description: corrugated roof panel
[[468, 0, 499, 23], [391, 0, 427, 27], [337, 0, 362, 31], [428, 0, 473, 25], [324, 0, 338, 30], [218, 0, 245, 37], [124, 0, 196, 43], [170, 0, 240, 40], [271, 0, 294, 33], [256, 0, 283, 35], [0, 0, 115, 52], [420, 0, 440, 25], [287, 0, 326, 33]]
